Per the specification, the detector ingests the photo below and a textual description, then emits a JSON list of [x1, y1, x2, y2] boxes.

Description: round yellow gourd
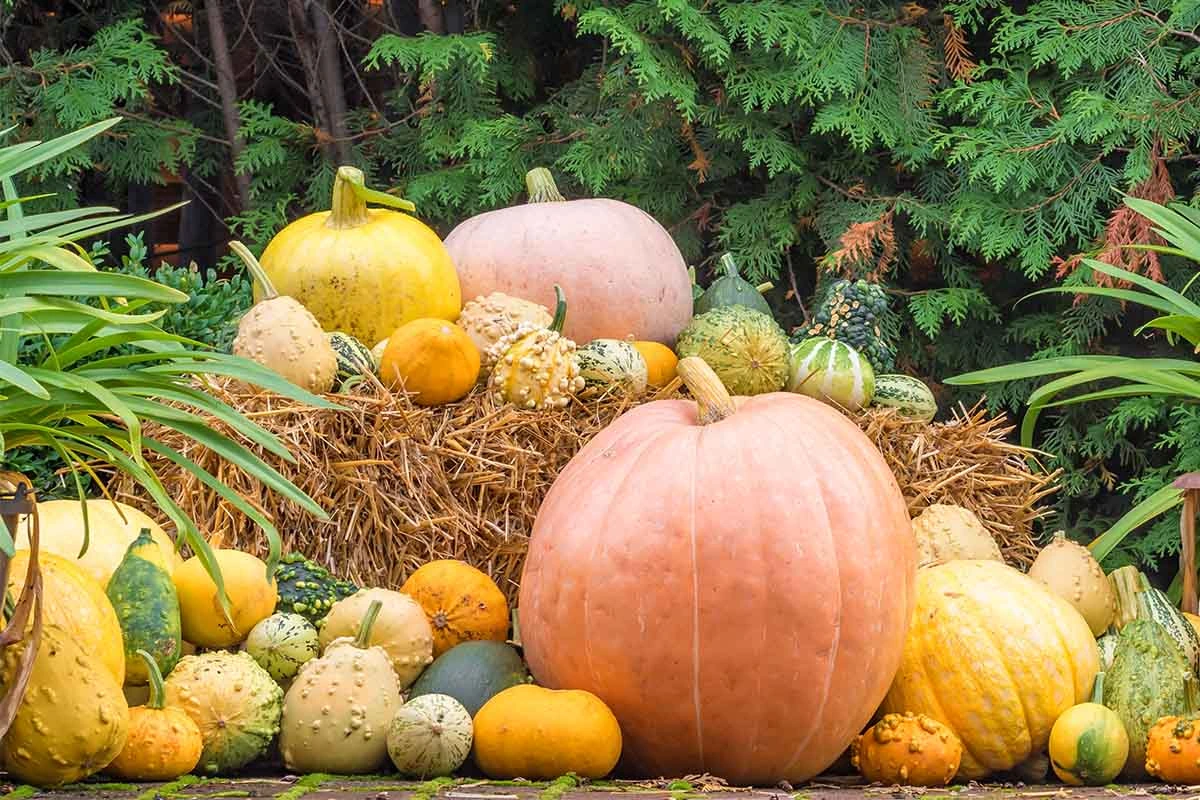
[[631, 340, 679, 387], [259, 166, 461, 346], [173, 550, 278, 648], [6, 550, 125, 685], [882, 560, 1100, 779], [13, 498, 180, 588], [1048, 674, 1128, 786], [1028, 533, 1115, 637], [379, 319, 481, 406], [473, 684, 622, 780]]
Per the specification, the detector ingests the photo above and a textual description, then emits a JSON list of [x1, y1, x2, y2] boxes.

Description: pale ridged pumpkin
[[258, 166, 461, 346], [851, 712, 962, 787], [445, 167, 692, 345], [400, 559, 510, 657], [379, 319, 480, 406], [882, 560, 1100, 779], [631, 340, 678, 387], [518, 356, 916, 785]]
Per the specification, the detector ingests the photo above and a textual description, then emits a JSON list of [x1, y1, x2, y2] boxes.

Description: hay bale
[[108, 380, 1059, 601]]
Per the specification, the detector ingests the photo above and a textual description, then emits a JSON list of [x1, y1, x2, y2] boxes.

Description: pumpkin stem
[[525, 168, 567, 203], [229, 241, 279, 301], [354, 599, 383, 649], [756, 282, 775, 294], [328, 165, 417, 230], [137, 650, 167, 711], [677, 356, 736, 424], [549, 284, 568, 334]]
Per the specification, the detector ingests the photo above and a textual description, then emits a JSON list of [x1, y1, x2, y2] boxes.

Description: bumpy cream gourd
[[458, 292, 553, 377], [1028, 533, 1115, 637], [488, 285, 585, 409], [318, 588, 433, 688], [230, 240, 337, 394]]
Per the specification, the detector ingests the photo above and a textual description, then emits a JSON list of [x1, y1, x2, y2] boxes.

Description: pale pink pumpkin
[[518, 358, 917, 786], [443, 168, 693, 346]]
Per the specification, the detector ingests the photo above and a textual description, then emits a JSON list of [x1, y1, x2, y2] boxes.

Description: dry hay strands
[[849, 400, 1061, 569], [108, 377, 666, 602]]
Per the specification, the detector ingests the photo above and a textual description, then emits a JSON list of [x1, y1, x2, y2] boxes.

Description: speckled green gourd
[[106, 527, 182, 684], [1097, 633, 1118, 671], [244, 612, 319, 684], [576, 339, 648, 398], [1102, 615, 1192, 780], [674, 305, 789, 395], [328, 331, 377, 389], [274, 553, 358, 624]]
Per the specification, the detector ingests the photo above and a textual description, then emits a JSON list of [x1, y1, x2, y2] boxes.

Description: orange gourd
[[851, 712, 962, 786], [106, 651, 203, 781], [379, 319, 480, 406], [517, 356, 916, 785], [1146, 677, 1200, 783], [631, 340, 679, 387], [401, 560, 509, 658], [444, 168, 693, 346]]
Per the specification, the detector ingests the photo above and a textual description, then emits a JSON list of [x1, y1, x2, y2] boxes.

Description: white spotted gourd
[[1028, 533, 1115, 637], [576, 338, 649, 398], [487, 285, 585, 409], [281, 600, 402, 774], [387, 693, 474, 778], [230, 241, 337, 393], [458, 292, 553, 377]]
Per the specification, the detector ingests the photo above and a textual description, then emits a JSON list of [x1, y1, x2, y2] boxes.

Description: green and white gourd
[[386, 693, 474, 778], [1109, 566, 1200, 673], [872, 374, 937, 421], [576, 339, 649, 398], [244, 612, 320, 684], [328, 331, 377, 390], [1097, 633, 1118, 671], [786, 338, 874, 410]]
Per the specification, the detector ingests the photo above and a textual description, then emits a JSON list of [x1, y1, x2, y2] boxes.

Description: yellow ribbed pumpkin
[[258, 166, 461, 346], [379, 319, 480, 406], [882, 560, 1099, 779]]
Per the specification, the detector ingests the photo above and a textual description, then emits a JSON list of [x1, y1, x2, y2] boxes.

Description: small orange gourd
[[379, 319, 481, 406], [1146, 676, 1200, 782], [851, 712, 962, 786], [631, 340, 679, 387], [106, 651, 203, 781], [401, 559, 509, 658]]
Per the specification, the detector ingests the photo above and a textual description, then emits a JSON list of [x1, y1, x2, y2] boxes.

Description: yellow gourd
[[400, 559, 509, 657], [230, 240, 337, 394], [1028, 532, 1116, 637], [910, 504, 1002, 568], [631, 339, 679, 387], [1048, 673, 1128, 786], [173, 549, 278, 648], [488, 285, 585, 409], [379, 319, 481, 405], [106, 651, 203, 781], [851, 712, 962, 786], [259, 166, 461, 345], [473, 684, 622, 780]]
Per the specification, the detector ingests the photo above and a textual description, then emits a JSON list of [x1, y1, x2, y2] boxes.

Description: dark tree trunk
[[312, 0, 350, 164], [204, 0, 251, 211], [416, 0, 445, 33], [287, 0, 337, 163]]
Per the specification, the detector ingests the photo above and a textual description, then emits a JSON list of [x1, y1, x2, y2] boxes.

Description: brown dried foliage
[[943, 17, 977, 82], [823, 210, 898, 279], [111, 383, 1057, 601]]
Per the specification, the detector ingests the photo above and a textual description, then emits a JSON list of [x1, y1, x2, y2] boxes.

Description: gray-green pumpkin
[[695, 253, 772, 316], [675, 305, 789, 395], [576, 339, 649, 398]]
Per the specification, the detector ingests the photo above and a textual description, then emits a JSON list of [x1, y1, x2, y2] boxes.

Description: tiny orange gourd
[[631, 340, 679, 387], [1146, 676, 1200, 783], [400, 559, 509, 658], [379, 319, 481, 406], [851, 712, 962, 787], [106, 651, 203, 781]]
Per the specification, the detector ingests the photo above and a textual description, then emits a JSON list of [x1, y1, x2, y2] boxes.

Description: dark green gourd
[[106, 527, 183, 684], [695, 253, 772, 316], [408, 640, 529, 716]]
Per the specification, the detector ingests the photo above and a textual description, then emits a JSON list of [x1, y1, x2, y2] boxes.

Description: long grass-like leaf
[[1089, 484, 1185, 561]]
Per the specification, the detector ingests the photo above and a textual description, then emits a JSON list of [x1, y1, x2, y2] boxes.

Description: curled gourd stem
[[229, 240, 279, 301], [327, 165, 417, 230], [354, 599, 383, 649], [137, 649, 167, 711], [549, 285, 567, 334], [677, 356, 736, 425], [525, 167, 566, 203]]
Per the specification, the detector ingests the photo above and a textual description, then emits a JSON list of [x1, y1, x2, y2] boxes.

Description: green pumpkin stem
[[229, 241, 279, 300], [718, 253, 740, 280], [1090, 671, 1105, 704], [525, 168, 566, 203], [677, 356, 736, 425], [137, 650, 167, 711], [355, 599, 383, 649], [756, 282, 775, 294], [549, 285, 568, 334], [328, 165, 416, 230]]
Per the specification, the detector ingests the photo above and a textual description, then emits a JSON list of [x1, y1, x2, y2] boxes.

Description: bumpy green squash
[[408, 640, 529, 716], [106, 527, 183, 684], [695, 253, 771, 316], [674, 305, 789, 395], [1109, 565, 1200, 672], [576, 339, 649, 398], [1102, 617, 1192, 780]]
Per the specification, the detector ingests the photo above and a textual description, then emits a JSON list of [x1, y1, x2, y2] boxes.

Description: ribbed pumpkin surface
[[883, 560, 1099, 779]]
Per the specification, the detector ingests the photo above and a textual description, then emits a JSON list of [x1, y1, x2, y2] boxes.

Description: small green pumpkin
[[695, 253, 771, 316], [576, 339, 649, 398], [674, 305, 790, 396], [328, 331, 376, 390], [244, 612, 320, 684]]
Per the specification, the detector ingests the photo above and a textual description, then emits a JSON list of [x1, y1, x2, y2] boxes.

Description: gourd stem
[[677, 356, 736, 424], [355, 599, 383, 649], [229, 241, 279, 301], [327, 165, 417, 230], [137, 650, 167, 711], [549, 285, 568, 334], [718, 253, 740, 280], [756, 282, 774, 294], [525, 168, 566, 203], [1090, 671, 1105, 705], [1186, 674, 1200, 716]]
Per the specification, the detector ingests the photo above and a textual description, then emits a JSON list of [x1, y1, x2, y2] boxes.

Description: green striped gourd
[[1108, 565, 1200, 673], [675, 305, 790, 395], [872, 374, 937, 421], [786, 338, 875, 411], [328, 332, 376, 389], [576, 339, 649, 398], [244, 612, 320, 684]]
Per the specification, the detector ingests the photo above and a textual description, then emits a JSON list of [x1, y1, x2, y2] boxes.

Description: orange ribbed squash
[[518, 357, 917, 785], [400, 559, 509, 658], [882, 560, 1100, 779]]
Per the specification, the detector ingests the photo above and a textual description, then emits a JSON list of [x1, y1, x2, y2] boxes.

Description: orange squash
[[379, 319, 480, 406], [106, 651, 203, 781], [852, 712, 962, 786], [517, 357, 916, 785], [631, 340, 679, 387], [401, 560, 509, 658], [1146, 677, 1200, 783]]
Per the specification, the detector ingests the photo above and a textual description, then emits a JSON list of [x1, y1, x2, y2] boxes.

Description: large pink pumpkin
[[443, 168, 693, 346], [518, 358, 917, 786]]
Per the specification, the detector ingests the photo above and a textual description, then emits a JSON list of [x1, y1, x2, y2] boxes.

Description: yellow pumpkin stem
[[327, 165, 417, 230], [677, 356, 736, 424], [229, 241, 279, 301], [525, 168, 567, 203], [355, 599, 383, 649], [137, 649, 167, 711]]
